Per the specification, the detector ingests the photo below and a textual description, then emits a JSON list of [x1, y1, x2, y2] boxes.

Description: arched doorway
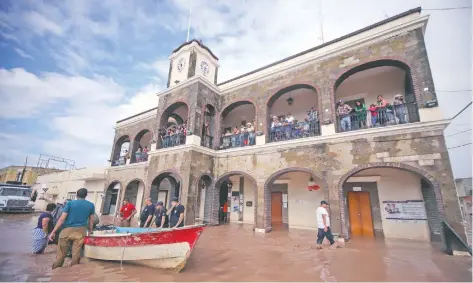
[[123, 179, 145, 217], [131, 129, 152, 163], [264, 168, 328, 231], [338, 165, 442, 242], [196, 175, 212, 223], [201, 104, 216, 149], [219, 101, 256, 149], [150, 172, 181, 208], [334, 60, 419, 132], [102, 181, 120, 215], [111, 135, 130, 166], [158, 102, 189, 149], [210, 172, 258, 227], [267, 84, 321, 142]]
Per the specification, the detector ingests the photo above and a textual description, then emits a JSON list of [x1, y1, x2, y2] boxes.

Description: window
[[67, 192, 76, 200]]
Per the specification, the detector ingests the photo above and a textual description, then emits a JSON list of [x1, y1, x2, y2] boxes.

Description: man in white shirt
[[316, 200, 337, 249]]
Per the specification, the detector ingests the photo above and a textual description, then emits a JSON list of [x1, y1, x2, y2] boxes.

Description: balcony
[[336, 102, 418, 133]]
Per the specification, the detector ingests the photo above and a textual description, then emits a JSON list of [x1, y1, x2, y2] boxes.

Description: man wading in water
[[49, 188, 95, 269], [316, 200, 338, 250]]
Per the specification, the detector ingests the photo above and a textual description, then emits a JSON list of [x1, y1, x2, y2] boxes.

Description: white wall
[[269, 88, 319, 122], [170, 50, 191, 87], [336, 67, 406, 107], [196, 52, 217, 83], [275, 172, 325, 230], [354, 168, 430, 241], [243, 177, 255, 224], [222, 104, 255, 130], [172, 105, 189, 123]]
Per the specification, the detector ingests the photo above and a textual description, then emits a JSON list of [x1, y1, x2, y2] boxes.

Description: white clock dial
[[200, 61, 210, 76], [177, 58, 186, 72]]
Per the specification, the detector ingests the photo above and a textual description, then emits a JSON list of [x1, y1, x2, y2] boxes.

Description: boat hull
[[84, 225, 204, 272]]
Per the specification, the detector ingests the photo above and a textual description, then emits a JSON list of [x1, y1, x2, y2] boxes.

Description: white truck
[[0, 182, 34, 212]]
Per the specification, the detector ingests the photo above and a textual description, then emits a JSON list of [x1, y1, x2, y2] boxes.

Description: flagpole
[[186, 0, 192, 42], [318, 0, 324, 44]]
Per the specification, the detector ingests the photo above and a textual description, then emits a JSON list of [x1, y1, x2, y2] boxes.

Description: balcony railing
[[336, 102, 418, 133], [133, 152, 148, 163], [269, 121, 321, 143], [201, 134, 213, 149], [218, 133, 256, 150], [160, 133, 186, 149], [112, 157, 126, 166]]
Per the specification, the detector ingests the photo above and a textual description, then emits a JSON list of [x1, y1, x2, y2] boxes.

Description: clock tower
[[167, 39, 219, 88]]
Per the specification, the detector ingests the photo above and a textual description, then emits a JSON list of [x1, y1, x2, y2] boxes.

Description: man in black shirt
[[139, 198, 155, 228], [154, 201, 168, 228], [167, 197, 185, 228]]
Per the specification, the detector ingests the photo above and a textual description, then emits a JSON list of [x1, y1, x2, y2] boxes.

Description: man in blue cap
[[167, 197, 185, 228], [316, 200, 337, 249], [154, 201, 168, 228]]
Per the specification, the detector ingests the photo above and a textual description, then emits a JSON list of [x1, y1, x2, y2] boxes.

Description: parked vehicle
[[0, 182, 34, 212]]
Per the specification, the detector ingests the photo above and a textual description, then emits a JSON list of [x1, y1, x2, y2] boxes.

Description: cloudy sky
[[0, 0, 471, 178]]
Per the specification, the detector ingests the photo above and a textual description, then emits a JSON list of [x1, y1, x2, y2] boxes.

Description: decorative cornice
[[156, 75, 221, 98]]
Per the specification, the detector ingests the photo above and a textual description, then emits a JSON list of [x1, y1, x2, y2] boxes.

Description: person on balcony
[[231, 126, 240, 147], [142, 146, 148, 161], [135, 146, 142, 162], [354, 101, 367, 130], [284, 113, 294, 139], [393, 94, 406, 124], [240, 124, 247, 146], [270, 116, 282, 141], [376, 95, 390, 125], [307, 106, 319, 135], [247, 122, 255, 145], [337, 100, 352, 132], [368, 104, 378, 127]]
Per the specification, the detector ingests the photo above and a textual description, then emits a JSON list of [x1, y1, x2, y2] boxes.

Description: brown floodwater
[[0, 213, 471, 282]]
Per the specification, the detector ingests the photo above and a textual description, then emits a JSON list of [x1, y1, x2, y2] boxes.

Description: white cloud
[[23, 11, 63, 36], [13, 47, 34, 60]]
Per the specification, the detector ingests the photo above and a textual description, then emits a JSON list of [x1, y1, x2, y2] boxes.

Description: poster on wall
[[382, 200, 427, 220]]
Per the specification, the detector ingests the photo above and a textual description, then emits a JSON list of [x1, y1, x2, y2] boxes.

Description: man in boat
[[139, 198, 155, 228], [119, 198, 136, 227], [48, 188, 95, 269], [154, 201, 169, 228], [167, 197, 185, 228]]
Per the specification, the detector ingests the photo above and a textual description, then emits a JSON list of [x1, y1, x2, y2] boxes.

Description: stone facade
[[104, 12, 466, 244]]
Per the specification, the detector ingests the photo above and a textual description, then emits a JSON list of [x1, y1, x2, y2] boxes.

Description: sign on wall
[[382, 200, 427, 220]]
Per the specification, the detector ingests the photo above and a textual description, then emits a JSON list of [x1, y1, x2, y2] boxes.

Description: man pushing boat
[[167, 197, 185, 228]]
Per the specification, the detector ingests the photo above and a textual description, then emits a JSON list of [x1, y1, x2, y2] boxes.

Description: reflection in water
[[0, 214, 471, 282]]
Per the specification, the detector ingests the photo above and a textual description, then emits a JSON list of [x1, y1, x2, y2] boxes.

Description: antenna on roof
[[186, 0, 192, 42], [318, 0, 324, 44]]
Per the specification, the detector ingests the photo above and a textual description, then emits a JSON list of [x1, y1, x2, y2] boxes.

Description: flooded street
[[1, 213, 471, 282]]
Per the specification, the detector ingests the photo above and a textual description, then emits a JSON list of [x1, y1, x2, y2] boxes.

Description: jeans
[[52, 227, 86, 269], [340, 116, 351, 132], [371, 116, 378, 127], [394, 105, 406, 124], [248, 133, 255, 145], [317, 226, 335, 245]]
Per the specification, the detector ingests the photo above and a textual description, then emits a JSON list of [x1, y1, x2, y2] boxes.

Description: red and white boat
[[83, 225, 205, 272]]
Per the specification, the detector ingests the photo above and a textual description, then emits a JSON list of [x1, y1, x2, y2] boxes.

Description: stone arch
[[207, 171, 259, 227], [158, 101, 189, 148], [122, 178, 146, 217], [150, 169, 183, 207], [194, 173, 214, 223], [130, 129, 152, 163], [111, 135, 131, 165], [216, 100, 257, 148], [102, 180, 121, 215], [331, 57, 420, 127], [264, 167, 329, 232], [336, 162, 444, 241]]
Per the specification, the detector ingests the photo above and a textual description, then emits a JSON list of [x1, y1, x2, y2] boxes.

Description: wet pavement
[[0, 213, 471, 282]]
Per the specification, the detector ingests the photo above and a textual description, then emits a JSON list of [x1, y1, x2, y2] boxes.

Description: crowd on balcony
[[219, 121, 256, 149], [135, 146, 149, 162], [159, 122, 187, 148], [337, 94, 410, 132], [269, 106, 320, 142]]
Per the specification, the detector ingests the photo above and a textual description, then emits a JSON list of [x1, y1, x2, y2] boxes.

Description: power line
[[451, 102, 472, 120], [436, 89, 472, 93], [446, 129, 472, 137], [423, 6, 471, 11], [448, 142, 472, 150]]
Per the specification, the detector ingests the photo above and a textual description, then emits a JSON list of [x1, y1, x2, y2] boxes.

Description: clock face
[[200, 61, 210, 76], [177, 58, 186, 72]]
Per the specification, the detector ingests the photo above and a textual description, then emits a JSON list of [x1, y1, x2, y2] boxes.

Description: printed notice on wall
[[382, 200, 427, 220]]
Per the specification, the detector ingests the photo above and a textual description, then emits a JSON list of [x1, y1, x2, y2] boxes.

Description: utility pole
[[19, 156, 28, 184]]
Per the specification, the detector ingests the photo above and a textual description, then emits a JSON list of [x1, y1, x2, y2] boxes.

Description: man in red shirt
[[119, 198, 136, 227]]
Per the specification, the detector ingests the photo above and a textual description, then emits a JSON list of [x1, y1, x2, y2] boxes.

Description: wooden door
[[271, 192, 283, 224], [348, 191, 374, 237]]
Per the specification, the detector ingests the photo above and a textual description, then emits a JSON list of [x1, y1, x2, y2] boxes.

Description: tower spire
[[186, 0, 192, 42]]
